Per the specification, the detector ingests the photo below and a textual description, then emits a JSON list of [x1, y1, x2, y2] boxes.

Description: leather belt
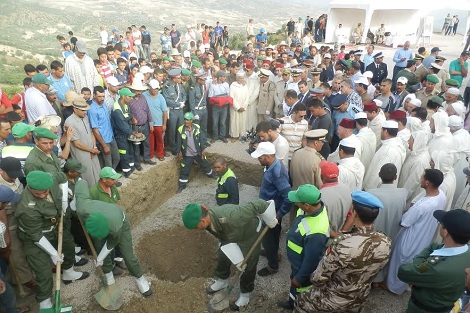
[[169, 107, 181, 110]]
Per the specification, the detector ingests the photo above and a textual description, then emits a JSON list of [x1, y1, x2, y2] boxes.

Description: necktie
[[284, 82, 288, 89]]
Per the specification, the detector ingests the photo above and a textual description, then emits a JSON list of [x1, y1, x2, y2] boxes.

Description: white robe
[[452, 128, 470, 207], [431, 150, 456, 212], [356, 127, 376, 168], [428, 111, 456, 157], [386, 190, 446, 295], [368, 111, 386, 149], [398, 131, 431, 203], [229, 82, 249, 138], [328, 134, 362, 164], [338, 157, 365, 191], [363, 137, 406, 191], [245, 73, 260, 131]]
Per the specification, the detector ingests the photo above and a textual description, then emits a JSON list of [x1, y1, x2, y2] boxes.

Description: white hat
[[373, 99, 383, 108], [451, 102, 466, 117], [354, 76, 369, 86], [355, 112, 367, 119], [363, 71, 373, 79], [404, 93, 416, 103], [170, 48, 181, 56], [183, 50, 191, 58], [140, 65, 154, 74], [106, 76, 120, 87], [149, 79, 160, 89], [251, 142, 276, 158], [447, 87, 460, 96], [449, 115, 464, 128], [324, 53, 331, 59], [381, 120, 399, 129], [397, 76, 408, 85], [259, 69, 272, 77], [236, 70, 246, 77], [278, 41, 288, 47], [409, 98, 422, 107], [128, 76, 148, 91], [430, 62, 443, 70], [339, 137, 357, 149], [37, 115, 61, 129]]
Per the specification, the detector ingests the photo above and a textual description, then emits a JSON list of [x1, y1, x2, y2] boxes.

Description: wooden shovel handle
[[55, 213, 64, 292], [77, 215, 104, 276]]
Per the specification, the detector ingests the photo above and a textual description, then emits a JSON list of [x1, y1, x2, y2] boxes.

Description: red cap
[[276, 63, 285, 69], [339, 118, 355, 129], [244, 62, 255, 70], [262, 59, 271, 65], [363, 102, 378, 112], [389, 110, 407, 120], [319, 161, 339, 179]]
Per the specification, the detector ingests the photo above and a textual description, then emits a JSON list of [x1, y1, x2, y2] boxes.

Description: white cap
[[447, 87, 460, 96], [373, 99, 383, 108], [236, 70, 246, 77], [339, 137, 357, 149], [149, 79, 160, 89], [404, 93, 416, 103], [397, 76, 408, 85], [354, 76, 369, 86], [409, 98, 422, 107], [355, 112, 367, 119], [324, 53, 331, 58], [183, 50, 191, 58], [140, 65, 154, 74], [431, 62, 443, 70], [363, 71, 373, 79], [449, 115, 464, 128], [451, 102, 466, 116], [106, 76, 120, 87], [381, 120, 399, 129], [251, 142, 276, 158]]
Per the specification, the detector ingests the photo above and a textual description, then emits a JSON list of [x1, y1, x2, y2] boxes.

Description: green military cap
[[288, 184, 321, 205], [257, 56, 266, 61], [445, 79, 460, 87], [64, 159, 87, 174], [32, 73, 52, 85], [181, 69, 191, 76], [182, 203, 203, 229], [26, 171, 53, 190], [85, 213, 110, 238], [429, 95, 443, 105], [219, 58, 228, 65], [12, 123, 35, 138], [192, 60, 202, 67], [100, 167, 122, 179], [33, 127, 58, 140], [184, 112, 194, 120], [162, 57, 171, 62], [426, 75, 439, 84], [118, 88, 136, 97], [407, 59, 416, 66]]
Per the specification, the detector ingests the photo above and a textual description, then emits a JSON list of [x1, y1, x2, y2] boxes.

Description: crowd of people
[[0, 14, 468, 313]]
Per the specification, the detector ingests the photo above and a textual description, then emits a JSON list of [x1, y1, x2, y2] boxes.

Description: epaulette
[[417, 256, 445, 273], [27, 201, 36, 207], [352, 106, 360, 114], [219, 217, 227, 224]]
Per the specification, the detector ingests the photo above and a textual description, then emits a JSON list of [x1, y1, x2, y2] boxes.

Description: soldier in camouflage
[[294, 191, 391, 313]]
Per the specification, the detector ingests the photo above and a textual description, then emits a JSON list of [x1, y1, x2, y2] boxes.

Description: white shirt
[[273, 134, 289, 168], [24, 87, 57, 123]]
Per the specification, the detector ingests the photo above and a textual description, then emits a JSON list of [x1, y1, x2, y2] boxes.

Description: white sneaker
[[135, 276, 152, 297], [235, 292, 251, 307], [105, 272, 115, 286], [62, 267, 89, 284], [75, 255, 81, 263], [39, 298, 52, 309], [207, 278, 229, 293]]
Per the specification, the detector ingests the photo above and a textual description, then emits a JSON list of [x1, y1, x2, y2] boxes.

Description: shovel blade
[[207, 290, 230, 312], [94, 284, 124, 311]]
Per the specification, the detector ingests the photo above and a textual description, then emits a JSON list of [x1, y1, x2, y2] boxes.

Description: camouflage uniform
[[294, 226, 391, 313]]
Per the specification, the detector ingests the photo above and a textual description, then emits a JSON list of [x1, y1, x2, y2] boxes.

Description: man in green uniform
[[278, 184, 329, 310], [213, 157, 239, 205], [16, 171, 89, 310], [295, 191, 391, 313], [182, 199, 278, 309], [398, 209, 470, 313], [74, 180, 152, 297], [89, 167, 121, 204]]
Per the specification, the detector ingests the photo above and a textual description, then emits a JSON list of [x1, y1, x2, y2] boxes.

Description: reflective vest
[[216, 168, 236, 199], [113, 100, 130, 119], [178, 124, 202, 153]]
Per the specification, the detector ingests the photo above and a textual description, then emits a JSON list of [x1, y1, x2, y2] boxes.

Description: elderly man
[[64, 95, 101, 187], [65, 41, 100, 93], [24, 74, 57, 123]]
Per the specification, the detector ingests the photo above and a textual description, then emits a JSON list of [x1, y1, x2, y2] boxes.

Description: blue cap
[[260, 28, 265, 33], [351, 191, 383, 209], [330, 94, 348, 108], [168, 68, 182, 77]]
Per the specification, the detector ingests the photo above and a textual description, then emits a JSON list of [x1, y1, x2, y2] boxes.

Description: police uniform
[[257, 69, 276, 122], [215, 167, 239, 206], [365, 53, 388, 85], [295, 191, 392, 313], [188, 73, 209, 144], [110, 94, 135, 175]]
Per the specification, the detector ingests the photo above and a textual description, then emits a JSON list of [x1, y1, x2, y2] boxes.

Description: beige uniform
[[257, 80, 276, 122]]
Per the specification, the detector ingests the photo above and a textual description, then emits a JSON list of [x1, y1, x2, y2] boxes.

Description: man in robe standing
[[245, 62, 260, 131], [354, 112, 376, 168]]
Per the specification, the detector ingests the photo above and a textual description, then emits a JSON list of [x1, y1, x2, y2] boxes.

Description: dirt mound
[[137, 226, 218, 283]]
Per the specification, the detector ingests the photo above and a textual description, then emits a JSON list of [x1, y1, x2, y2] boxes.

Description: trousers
[[132, 122, 151, 163], [263, 221, 282, 270], [211, 105, 228, 140], [115, 135, 135, 172], [194, 108, 208, 144], [179, 155, 212, 188], [0, 271, 16, 313], [149, 126, 164, 158], [167, 109, 184, 153], [97, 139, 120, 169]]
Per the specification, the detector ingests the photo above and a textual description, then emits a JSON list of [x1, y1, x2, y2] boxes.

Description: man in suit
[[365, 52, 388, 86]]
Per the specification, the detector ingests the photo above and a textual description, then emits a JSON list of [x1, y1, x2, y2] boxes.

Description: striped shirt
[[279, 116, 309, 159]]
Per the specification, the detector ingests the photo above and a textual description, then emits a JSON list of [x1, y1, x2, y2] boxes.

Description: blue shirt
[[393, 48, 414, 68], [259, 159, 292, 217], [332, 105, 362, 136], [143, 91, 168, 126], [255, 34, 268, 48], [49, 74, 73, 102], [87, 100, 114, 143]]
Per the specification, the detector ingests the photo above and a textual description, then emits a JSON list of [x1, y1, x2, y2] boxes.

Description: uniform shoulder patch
[[218, 217, 227, 224], [417, 256, 445, 273]]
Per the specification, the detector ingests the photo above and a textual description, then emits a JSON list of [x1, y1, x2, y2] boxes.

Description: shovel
[[40, 214, 72, 313], [207, 225, 270, 312], [78, 216, 123, 311]]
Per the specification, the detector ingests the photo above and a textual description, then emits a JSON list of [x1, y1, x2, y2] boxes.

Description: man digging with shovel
[[182, 199, 278, 311]]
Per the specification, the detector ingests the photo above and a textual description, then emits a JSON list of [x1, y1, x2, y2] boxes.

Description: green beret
[[162, 57, 171, 62], [33, 127, 58, 140], [426, 75, 439, 84], [85, 213, 110, 239], [407, 59, 416, 66], [429, 95, 443, 105], [182, 203, 203, 229], [219, 58, 228, 65], [445, 79, 460, 87], [181, 69, 191, 76], [26, 171, 53, 190], [192, 60, 202, 68], [257, 56, 266, 61]]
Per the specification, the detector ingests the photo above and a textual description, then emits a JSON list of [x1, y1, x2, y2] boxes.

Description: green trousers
[[19, 228, 75, 302], [96, 218, 143, 278]]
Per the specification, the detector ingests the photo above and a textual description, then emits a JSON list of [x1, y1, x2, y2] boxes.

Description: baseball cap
[[12, 123, 35, 138], [75, 41, 88, 54], [149, 79, 160, 89], [434, 209, 470, 243], [106, 76, 120, 87], [32, 73, 52, 86], [396, 76, 408, 85], [431, 47, 441, 53], [99, 167, 122, 180], [250, 142, 276, 158], [64, 159, 87, 174], [288, 184, 321, 205], [354, 76, 369, 86], [319, 160, 339, 179], [0, 157, 24, 180], [118, 88, 136, 97]]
